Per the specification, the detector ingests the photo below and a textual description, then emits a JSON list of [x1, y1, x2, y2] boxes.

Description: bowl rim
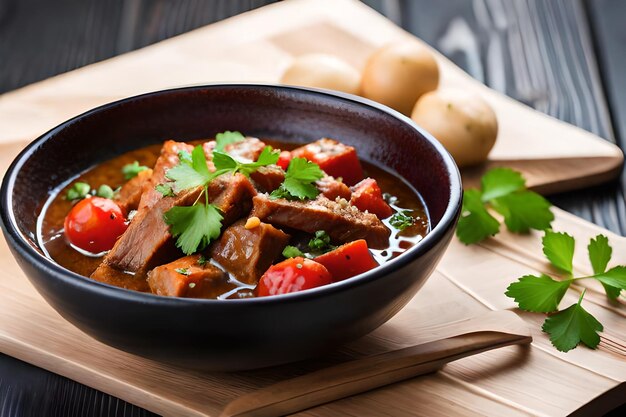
[[0, 83, 462, 306]]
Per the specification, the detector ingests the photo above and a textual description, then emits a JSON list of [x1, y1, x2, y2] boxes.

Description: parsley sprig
[[506, 230, 626, 352], [456, 168, 554, 244], [270, 157, 324, 200], [214, 131, 245, 152], [161, 141, 278, 255]]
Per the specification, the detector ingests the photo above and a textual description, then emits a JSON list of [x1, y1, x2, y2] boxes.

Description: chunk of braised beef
[[114, 168, 153, 213], [210, 219, 290, 284], [251, 194, 390, 249], [147, 254, 232, 298]]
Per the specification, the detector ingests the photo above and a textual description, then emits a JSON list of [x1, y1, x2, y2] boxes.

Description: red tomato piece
[[256, 257, 332, 296], [314, 240, 379, 282], [350, 178, 393, 218], [64, 197, 128, 254], [277, 150, 292, 171], [291, 138, 364, 186]]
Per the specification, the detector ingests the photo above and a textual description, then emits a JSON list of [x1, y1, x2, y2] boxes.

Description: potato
[[361, 42, 439, 115], [280, 54, 361, 95], [411, 89, 498, 167]]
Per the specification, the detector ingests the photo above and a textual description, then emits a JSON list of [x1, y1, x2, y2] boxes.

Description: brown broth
[[38, 139, 430, 298]]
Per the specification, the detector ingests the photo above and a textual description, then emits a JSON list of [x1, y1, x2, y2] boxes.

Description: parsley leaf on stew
[[270, 157, 324, 200], [122, 161, 149, 180], [542, 291, 603, 352], [505, 274, 571, 313], [542, 230, 575, 275], [212, 146, 280, 177], [161, 142, 278, 255], [282, 245, 305, 258], [66, 182, 91, 201], [215, 131, 245, 152], [166, 146, 212, 192], [456, 189, 500, 244], [96, 184, 115, 199], [164, 203, 223, 255], [155, 183, 175, 197], [308, 230, 335, 252], [389, 210, 415, 231]]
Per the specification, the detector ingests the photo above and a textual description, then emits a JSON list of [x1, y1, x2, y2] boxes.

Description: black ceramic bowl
[[0, 84, 461, 371]]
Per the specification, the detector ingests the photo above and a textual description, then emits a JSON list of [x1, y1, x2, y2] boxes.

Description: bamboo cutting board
[[0, 0, 624, 416]]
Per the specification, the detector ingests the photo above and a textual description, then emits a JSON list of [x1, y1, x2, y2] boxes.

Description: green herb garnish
[[96, 184, 115, 199], [175, 268, 190, 276], [270, 157, 324, 200], [163, 143, 277, 255], [155, 183, 175, 197], [308, 230, 335, 253], [389, 210, 415, 231], [456, 168, 554, 244], [212, 146, 280, 177], [197, 255, 207, 266], [66, 182, 91, 201], [282, 245, 304, 258], [505, 230, 626, 352], [215, 131, 245, 152], [122, 161, 149, 180]]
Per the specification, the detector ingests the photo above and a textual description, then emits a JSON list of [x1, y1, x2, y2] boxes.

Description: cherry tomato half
[[256, 257, 332, 296], [64, 197, 128, 254]]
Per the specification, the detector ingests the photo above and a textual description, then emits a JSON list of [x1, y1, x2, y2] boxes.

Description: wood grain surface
[[1, 0, 624, 415]]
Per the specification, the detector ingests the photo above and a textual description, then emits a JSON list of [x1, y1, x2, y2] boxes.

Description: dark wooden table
[[0, 0, 624, 415]]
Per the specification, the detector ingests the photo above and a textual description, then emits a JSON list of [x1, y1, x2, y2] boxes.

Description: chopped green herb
[[270, 157, 324, 200], [175, 268, 190, 276], [66, 182, 91, 201], [456, 168, 553, 244], [96, 184, 115, 199], [389, 210, 415, 231], [308, 230, 335, 253], [197, 255, 207, 266], [215, 130, 245, 152], [282, 245, 304, 258], [122, 161, 149, 180], [155, 183, 175, 197]]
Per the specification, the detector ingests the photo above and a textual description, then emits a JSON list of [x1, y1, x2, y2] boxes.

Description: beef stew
[[38, 134, 429, 299]]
